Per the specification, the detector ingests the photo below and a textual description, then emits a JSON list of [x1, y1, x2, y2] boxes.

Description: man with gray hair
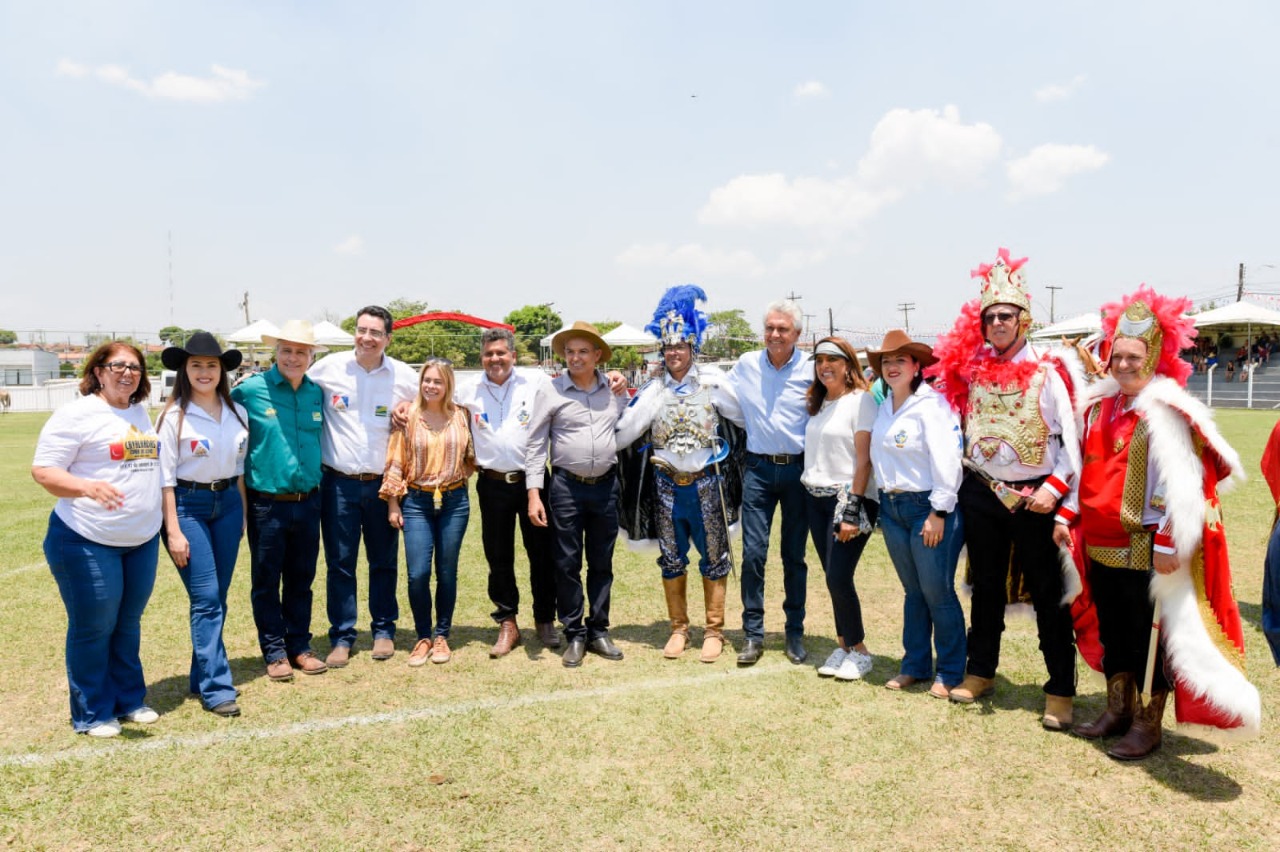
[[725, 300, 812, 665], [455, 327, 560, 657]]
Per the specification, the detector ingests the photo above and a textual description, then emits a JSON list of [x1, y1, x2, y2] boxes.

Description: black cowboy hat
[[161, 332, 243, 372]]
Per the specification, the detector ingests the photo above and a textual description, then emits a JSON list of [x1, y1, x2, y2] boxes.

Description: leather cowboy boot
[[1107, 689, 1168, 761], [662, 575, 689, 658], [1074, 673, 1135, 740], [700, 576, 727, 663], [1043, 694, 1074, 731]]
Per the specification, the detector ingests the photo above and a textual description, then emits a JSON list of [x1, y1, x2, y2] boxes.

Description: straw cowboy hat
[[866, 328, 937, 376], [161, 331, 243, 372], [262, 320, 328, 353], [552, 321, 611, 362]]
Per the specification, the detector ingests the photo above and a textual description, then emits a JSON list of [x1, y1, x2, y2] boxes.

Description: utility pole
[[786, 290, 803, 303], [802, 312, 816, 344], [1045, 285, 1062, 323], [238, 291, 251, 325], [897, 302, 915, 332], [828, 307, 834, 336], [1238, 262, 1245, 302]]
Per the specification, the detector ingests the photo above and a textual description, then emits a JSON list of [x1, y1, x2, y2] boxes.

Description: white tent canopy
[[602, 323, 659, 347], [312, 320, 355, 347], [1030, 313, 1102, 340], [225, 319, 281, 345], [1191, 300, 1280, 328]]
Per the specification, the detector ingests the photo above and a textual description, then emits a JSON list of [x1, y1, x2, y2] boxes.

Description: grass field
[[1, 408, 1278, 850]]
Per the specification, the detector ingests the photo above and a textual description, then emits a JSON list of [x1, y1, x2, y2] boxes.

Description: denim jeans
[[806, 493, 879, 647], [401, 487, 470, 639], [476, 475, 556, 624], [321, 470, 400, 649], [739, 455, 809, 641], [878, 490, 967, 686], [174, 485, 243, 709], [1263, 516, 1280, 666], [247, 490, 321, 662], [546, 469, 619, 641], [44, 512, 159, 732]]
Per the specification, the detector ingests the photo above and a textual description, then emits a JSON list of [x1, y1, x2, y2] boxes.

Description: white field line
[[2, 664, 789, 769], [0, 562, 45, 578]]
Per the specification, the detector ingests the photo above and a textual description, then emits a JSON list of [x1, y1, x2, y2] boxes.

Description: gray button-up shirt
[[524, 370, 629, 489]]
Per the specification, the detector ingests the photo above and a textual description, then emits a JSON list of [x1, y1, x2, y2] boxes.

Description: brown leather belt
[[651, 459, 710, 487], [323, 465, 381, 482], [249, 488, 318, 502], [477, 468, 525, 484], [408, 479, 468, 493], [176, 476, 238, 492]]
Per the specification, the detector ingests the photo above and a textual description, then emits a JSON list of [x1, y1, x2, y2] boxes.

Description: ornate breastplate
[[965, 367, 1050, 466], [651, 384, 718, 457]]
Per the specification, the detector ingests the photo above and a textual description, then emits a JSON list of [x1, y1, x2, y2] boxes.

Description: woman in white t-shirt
[[867, 330, 967, 700], [156, 333, 249, 718], [32, 342, 163, 738], [801, 337, 880, 682]]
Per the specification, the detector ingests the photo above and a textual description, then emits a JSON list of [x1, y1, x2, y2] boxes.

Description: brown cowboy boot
[[1107, 689, 1168, 761], [1074, 673, 1136, 740], [662, 575, 689, 658], [700, 576, 727, 663], [1043, 694, 1074, 731]]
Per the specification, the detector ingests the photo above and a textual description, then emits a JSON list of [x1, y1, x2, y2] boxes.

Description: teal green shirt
[[231, 366, 324, 495]]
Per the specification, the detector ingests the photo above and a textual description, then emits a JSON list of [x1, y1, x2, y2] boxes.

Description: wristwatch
[[932, 509, 949, 518]]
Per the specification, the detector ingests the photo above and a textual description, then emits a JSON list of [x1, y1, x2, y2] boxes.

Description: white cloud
[[698, 105, 1002, 231], [56, 60, 264, 103], [794, 80, 829, 100], [334, 235, 365, 256], [1035, 74, 1087, 103], [1005, 143, 1109, 200], [615, 242, 766, 278]]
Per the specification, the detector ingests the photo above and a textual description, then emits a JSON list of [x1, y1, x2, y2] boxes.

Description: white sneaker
[[817, 648, 847, 677], [851, 650, 874, 677], [120, 706, 159, 724], [834, 652, 872, 681], [87, 720, 121, 738]]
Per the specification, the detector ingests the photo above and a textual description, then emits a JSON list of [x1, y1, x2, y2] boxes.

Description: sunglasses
[[982, 310, 1020, 326], [103, 361, 143, 375], [424, 357, 454, 367]]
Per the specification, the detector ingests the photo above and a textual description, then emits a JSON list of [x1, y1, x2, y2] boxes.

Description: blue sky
[[3, 1, 1279, 345]]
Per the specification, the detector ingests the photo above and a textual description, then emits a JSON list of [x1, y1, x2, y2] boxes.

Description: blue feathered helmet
[[645, 284, 709, 351]]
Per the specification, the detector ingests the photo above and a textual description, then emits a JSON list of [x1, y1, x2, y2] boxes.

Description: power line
[[897, 302, 915, 332]]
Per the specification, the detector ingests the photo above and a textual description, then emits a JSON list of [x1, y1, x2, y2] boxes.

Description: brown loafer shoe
[[929, 680, 952, 700], [949, 674, 995, 704], [371, 637, 395, 660], [490, 619, 521, 658], [430, 636, 452, 664], [290, 651, 328, 675], [884, 673, 919, 691], [266, 658, 294, 682], [325, 644, 351, 668], [536, 621, 562, 649]]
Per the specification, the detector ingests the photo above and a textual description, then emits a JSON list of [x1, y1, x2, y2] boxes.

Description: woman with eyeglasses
[[32, 342, 164, 737], [155, 333, 249, 718], [381, 358, 475, 666]]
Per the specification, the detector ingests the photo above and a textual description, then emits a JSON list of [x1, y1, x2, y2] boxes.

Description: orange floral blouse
[[379, 407, 475, 500]]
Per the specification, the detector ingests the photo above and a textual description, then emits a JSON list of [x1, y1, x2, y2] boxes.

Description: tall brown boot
[[662, 575, 689, 658], [1107, 689, 1167, 761], [1075, 673, 1136, 740], [700, 576, 727, 663]]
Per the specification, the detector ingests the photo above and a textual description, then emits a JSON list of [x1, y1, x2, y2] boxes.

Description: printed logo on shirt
[[189, 439, 211, 458], [109, 425, 160, 466], [517, 406, 530, 426], [374, 404, 389, 418], [331, 394, 350, 411], [474, 412, 489, 430], [893, 429, 909, 448], [312, 411, 323, 422], [264, 407, 277, 417], [237, 435, 248, 456]]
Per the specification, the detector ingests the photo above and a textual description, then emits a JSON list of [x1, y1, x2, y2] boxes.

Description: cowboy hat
[[161, 331, 243, 372], [866, 328, 937, 376], [552, 321, 611, 362], [262, 319, 328, 353]]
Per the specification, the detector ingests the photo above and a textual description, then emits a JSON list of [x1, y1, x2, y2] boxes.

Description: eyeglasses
[[103, 361, 143, 375], [982, 310, 1020, 326], [355, 326, 387, 339]]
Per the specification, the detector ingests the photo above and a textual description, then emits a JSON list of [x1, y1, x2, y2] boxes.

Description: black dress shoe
[[208, 700, 241, 718], [785, 635, 808, 664], [737, 638, 765, 666], [586, 637, 624, 660], [563, 638, 586, 668]]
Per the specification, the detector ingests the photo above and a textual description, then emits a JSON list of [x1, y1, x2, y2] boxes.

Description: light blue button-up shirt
[[727, 346, 812, 455]]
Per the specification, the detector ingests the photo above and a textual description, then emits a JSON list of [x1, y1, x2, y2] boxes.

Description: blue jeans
[[740, 455, 808, 641], [43, 513, 159, 732], [1264, 515, 1280, 666], [806, 493, 879, 647], [546, 469, 618, 641], [878, 490, 967, 686], [322, 471, 400, 648], [247, 491, 321, 662], [174, 486, 243, 709], [401, 487, 470, 639]]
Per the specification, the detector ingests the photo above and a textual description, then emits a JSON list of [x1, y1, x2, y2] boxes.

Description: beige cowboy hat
[[866, 328, 936, 376], [552, 321, 611, 362], [262, 319, 328, 353]]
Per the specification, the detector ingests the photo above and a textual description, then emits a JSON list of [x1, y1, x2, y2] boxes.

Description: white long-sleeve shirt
[[870, 383, 963, 513]]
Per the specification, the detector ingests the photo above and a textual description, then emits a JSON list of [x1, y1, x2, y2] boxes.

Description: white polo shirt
[[456, 367, 550, 473], [156, 401, 250, 486], [308, 350, 419, 476]]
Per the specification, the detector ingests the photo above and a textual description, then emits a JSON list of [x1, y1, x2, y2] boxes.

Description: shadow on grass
[[1079, 732, 1241, 802]]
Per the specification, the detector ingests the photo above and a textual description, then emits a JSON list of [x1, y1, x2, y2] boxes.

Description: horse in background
[[0, 389, 10, 414]]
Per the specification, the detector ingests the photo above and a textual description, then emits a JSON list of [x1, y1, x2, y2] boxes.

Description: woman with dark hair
[[32, 342, 162, 736], [156, 333, 249, 718], [867, 330, 967, 699], [381, 358, 474, 666], [801, 337, 881, 681]]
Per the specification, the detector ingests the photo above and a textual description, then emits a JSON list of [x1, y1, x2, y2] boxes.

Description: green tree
[[0, 328, 16, 345], [702, 309, 756, 360], [157, 327, 211, 347], [590, 320, 646, 371], [504, 304, 562, 363]]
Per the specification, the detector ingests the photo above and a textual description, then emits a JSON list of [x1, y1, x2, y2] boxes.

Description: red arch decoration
[[391, 311, 514, 331]]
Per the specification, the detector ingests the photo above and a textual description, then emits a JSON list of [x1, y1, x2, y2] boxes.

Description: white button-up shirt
[[156, 401, 250, 486], [870, 383, 964, 513], [456, 367, 550, 473], [308, 350, 419, 475]]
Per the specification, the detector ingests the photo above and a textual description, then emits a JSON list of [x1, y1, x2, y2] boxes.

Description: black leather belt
[[249, 488, 318, 502], [177, 476, 238, 492], [748, 452, 802, 465], [478, 468, 525, 484], [323, 465, 381, 482], [554, 466, 615, 486]]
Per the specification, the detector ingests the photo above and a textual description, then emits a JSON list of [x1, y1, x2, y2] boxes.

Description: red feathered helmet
[[973, 247, 1032, 337], [1100, 285, 1196, 386]]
